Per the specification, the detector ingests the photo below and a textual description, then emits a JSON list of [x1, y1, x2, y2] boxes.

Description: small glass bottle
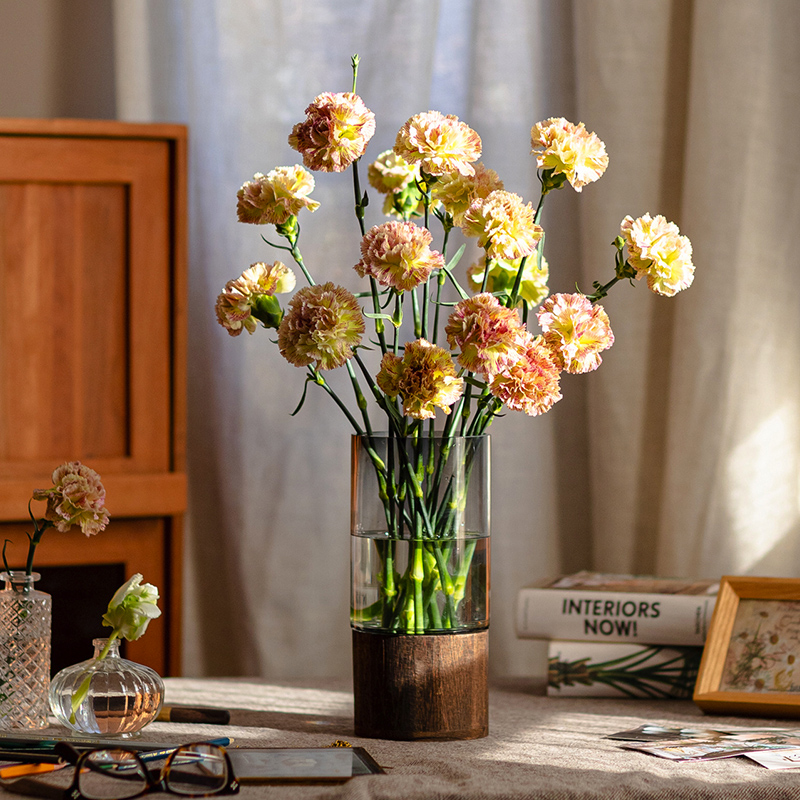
[[0, 570, 52, 729], [49, 638, 164, 737]]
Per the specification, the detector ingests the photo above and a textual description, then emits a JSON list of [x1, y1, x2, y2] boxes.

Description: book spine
[[547, 641, 703, 698], [516, 588, 715, 645]]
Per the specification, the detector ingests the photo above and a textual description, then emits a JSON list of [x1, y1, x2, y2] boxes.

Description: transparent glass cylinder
[[0, 571, 51, 729], [49, 638, 164, 737], [351, 433, 490, 634]]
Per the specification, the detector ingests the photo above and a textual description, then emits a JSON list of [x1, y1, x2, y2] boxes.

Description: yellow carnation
[[461, 190, 543, 260], [620, 214, 695, 297], [467, 254, 549, 310], [394, 111, 482, 177], [236, 166, 320, 225], [531, 117, 608, 191], [377, 339, 464, 420], [431, 162, 503, 225]]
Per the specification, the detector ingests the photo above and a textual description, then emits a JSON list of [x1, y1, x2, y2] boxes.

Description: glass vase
[[0, 571, 51, 729], [49, 638, 164, 737], [351, 433, 490, 739], [351, 433, 490, 634]]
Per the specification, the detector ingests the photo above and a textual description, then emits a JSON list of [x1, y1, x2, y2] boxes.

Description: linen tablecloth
[[6, 677, 800, 799]]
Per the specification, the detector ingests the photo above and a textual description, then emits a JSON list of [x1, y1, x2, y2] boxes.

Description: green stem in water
[[69, 631, 120, 724]]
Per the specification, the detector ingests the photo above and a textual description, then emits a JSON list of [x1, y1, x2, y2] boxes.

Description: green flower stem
[[24, 519, 52, 576], [310, 368, 364, 436], [289, 242, 315, 287], [69, 631, 119, 724], [508, 255, 528, 309], [411, 286, 421, 339], [411, 541, 425, 634], [452, 538, 477, 604], [431, 268, 446, 346]]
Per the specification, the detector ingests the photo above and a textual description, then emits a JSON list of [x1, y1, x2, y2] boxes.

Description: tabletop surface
[[5, 677, 800, 800]]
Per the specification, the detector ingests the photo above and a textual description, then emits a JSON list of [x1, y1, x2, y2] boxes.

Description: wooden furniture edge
[[0, 473, 187, 518], [0, 117, 187, 140]]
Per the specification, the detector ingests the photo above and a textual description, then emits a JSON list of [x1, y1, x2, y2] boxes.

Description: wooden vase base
[[352, 628, 489, 740]]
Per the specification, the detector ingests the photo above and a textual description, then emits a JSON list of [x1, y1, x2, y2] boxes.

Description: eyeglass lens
[[166, 744, 228, 796], [79, 750, 148, 800]]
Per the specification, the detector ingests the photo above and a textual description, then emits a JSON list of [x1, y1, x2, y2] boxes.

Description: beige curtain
[[112, 0, 800, 679]]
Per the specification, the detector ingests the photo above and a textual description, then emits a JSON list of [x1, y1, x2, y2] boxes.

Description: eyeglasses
[[3, 742, 239, 800]]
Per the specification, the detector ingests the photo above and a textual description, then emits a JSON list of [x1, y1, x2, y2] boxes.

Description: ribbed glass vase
[[49, 638, 164, 737], [0, 571, 51, 729]]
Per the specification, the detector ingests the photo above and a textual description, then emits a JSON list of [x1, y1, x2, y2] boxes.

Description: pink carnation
[[277, 282, 365, 370], [32, 462, 109, 535], [354, 221, 444, 292], [536, 293, 614, 374], [489, 335, 562, 416], [445, 293, 527, 377], [289, 92, 376, 173]]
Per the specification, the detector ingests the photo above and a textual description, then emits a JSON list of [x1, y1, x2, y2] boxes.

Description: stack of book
[[515, 571, 719, 699]]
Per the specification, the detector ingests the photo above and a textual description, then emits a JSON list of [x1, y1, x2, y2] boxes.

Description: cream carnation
[[354, 221, 444, 292], [394, 111, 482, 177], [445, 293, 527, 377], [531, 117, 608, 191], [461, 190, 543, 260], [489, 334, 562, 416], [236, 166, 320, 225], [215, 261, 295, 336], [377, 339, 464, 420], [431, 162, 503, 225], [368, 150, 420, 195], [289, 92, 376, 173], [32, 462, 109, 535], [277, 282, 365, 370], [467, 255, 549, 310], [620, 214, 695, 297], [537, 293, 614, 374]]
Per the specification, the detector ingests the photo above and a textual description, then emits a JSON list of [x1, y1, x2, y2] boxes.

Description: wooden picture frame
[[694, 576, 800, 717]]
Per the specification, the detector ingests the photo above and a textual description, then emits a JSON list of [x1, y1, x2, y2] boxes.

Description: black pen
[[156, 706, 231, 725]]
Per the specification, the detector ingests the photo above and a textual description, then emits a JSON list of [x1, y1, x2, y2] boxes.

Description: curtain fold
[[112, 0, 800, 678]]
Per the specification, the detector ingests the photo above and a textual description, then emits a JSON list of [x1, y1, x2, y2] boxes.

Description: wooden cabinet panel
[[0, 119, 187, 675]]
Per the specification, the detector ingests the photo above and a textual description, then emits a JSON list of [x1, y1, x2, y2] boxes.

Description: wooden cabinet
[[0, 119, 187, 676]]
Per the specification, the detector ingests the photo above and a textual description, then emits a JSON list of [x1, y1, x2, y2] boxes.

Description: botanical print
[[720, 599, 800, 692]]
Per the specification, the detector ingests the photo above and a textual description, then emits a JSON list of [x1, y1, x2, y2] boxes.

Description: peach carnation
[[537, 293, 614, 374], [277, 282, 365, 370], [620, 214, 695, 297], [431, 162, 504, 225], [288, 92, 376, 173], [445, 293, 527, 377], [394, 111, 482, 177], [461, 190, 543, 260], [489, 334, 562, 416], [32, 461, 109, 535], [377, 339, 464, 420], [354, 221, 444, 292], [236, 166, 320, 225], [531, 117, 608, 191], [467, 254, 549, 310]]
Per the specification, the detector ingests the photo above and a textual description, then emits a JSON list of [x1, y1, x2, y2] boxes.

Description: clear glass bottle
[[0, 571, 51, 729], [49, 638, 164, 737]]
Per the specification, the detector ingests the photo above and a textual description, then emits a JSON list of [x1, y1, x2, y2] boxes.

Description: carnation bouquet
[[216, 57, 694, 636]]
